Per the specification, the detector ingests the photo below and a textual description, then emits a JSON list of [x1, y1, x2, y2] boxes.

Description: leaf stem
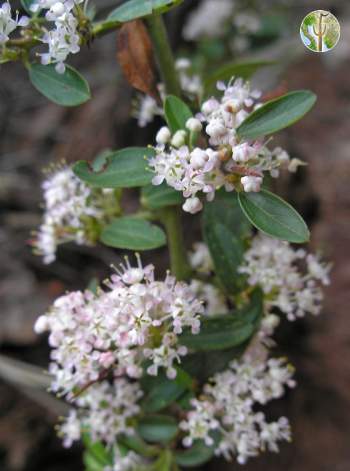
[[145, 14, 181, 97], [146, 14, 190, 280], [160, 207, 191, 281]]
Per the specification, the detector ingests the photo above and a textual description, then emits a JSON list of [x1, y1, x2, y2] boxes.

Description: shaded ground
[[1, 3, 350, 471]]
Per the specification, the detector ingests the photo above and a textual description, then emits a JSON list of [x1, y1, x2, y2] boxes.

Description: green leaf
[[179, 316, 255, 352], [237, 90, 317, 140], [137, 415, 178, 443], [175, 431, 220, 468], [203, 190, 251, 238], [83, 452, 104, 471], [108, 0, 183, 22], [204, 60, 274, 95], [118, 435, 159, 458], [74, 147, 154, 189], [101, 217, 166, 250], [21, 0, 38, 14], [28, 64, 91, 106], [234, 288, 264, 325], [91, 149, 113, 172], [203, 222, 245, 293], [152, 449, 174, 471], [141, 368, 192, 412], [164, 95, 192, 133], [182, 347, 245, 382], [202, 191, 250, 293], [238, 189, 309, 243], [82, 434, 113, 466], [141, 183, 183, 209], [180, 290, 262, 352]]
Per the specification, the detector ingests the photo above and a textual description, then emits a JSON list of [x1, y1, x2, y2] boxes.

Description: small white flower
[[186, 117, 202, 133]]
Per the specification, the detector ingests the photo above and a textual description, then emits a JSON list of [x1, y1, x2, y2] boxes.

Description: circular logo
[[300, 10, 340, 53]]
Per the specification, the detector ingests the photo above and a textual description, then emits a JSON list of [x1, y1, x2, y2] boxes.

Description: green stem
[[145, 14, 181, 96], [146, 14, 190, 280], [161, 208, 191, 281]]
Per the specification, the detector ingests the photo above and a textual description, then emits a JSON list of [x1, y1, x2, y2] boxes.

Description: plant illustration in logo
[[300, 10, 340, 52]]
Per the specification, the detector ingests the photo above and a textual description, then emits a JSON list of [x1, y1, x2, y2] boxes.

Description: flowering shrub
[[2, 0, 330, 470]]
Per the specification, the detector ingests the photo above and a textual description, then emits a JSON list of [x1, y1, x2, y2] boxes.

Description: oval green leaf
[[179, 316, 254, 352], [175, 432, 220, 468], [180, 290, 262, 352], [28, 64, 91, 106], [237, 90, 317, 140], [108, 0, 183, 22], [203, 222, 245, 293], [202, 191, 251, 293], [141, 183, 183, 209], [101, 217, 166, 250], [137, 415, 178, 443], [82, 435, 113, 466], [74, 147, 154, 188], [141, 368, 192, 413], [238, 189, 310, 243], [117, 435, 159, 458], [204, 60, 274, 95], [164, 95, 192, 133]]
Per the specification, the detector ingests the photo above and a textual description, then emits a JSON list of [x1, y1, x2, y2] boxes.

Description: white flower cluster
[[134, 58, 202, 128], [183, 0, 235, 41], [188, 242, 229, 316], [180, 355, 295, 464], [149, 78, 297, 214], [34, 165, 114, 264], [0, 2, 28, 44], [34, 257, 203, 397], [59, 379, 142, 448], [104, 449, 145, 471], [238, 234, 331, 321], [31, 0, 84, 73], [183, 0, 261, 54]]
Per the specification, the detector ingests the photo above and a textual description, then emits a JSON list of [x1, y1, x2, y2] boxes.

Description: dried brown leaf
[[116, 20, 158, 99]]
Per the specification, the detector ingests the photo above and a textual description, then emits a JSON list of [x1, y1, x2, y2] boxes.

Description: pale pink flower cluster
[[180, 355, 295, 464], [59, 379, 142, 448], [34, 256, 203, 398], [31, 0, 85, 73], [34, 165, 116, 264], [0, 2, 29, 44], [149, 78, 296, 214], [238, 234, 331, 321]]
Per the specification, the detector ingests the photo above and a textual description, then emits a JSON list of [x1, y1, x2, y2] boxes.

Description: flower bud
[[171, 130, 187, 148], [186, 117, 202, 133], [241, 176, 262, 192], [34, 315, 49, 334], [155, 126, 171, 145], [183, 197, 203, 214]]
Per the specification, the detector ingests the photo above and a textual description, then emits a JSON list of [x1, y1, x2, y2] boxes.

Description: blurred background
[[0, 0, 349, 469]]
